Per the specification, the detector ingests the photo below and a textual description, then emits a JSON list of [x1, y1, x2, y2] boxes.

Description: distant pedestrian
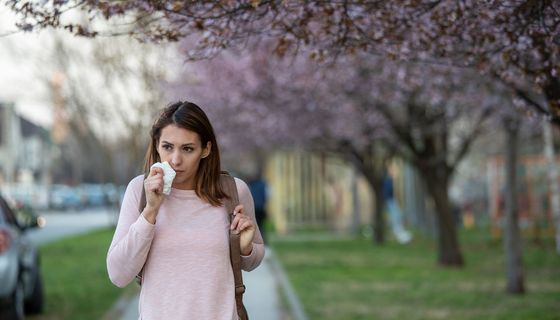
[[107, 101, 264, 320], [383, 164, 412, 244], [248, 172, 268, 243]]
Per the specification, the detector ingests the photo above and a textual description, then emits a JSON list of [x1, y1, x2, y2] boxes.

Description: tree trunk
[[544, 81, 560, 253], [344, 144, 386, 245], [404, 165, 432, 235], [351, 166, 361, 235], [421, 169, 464, 266], [544, 78, 560, 119], [373, 177, 385, 244], [359, 172, 385, 244], [542, 121, 560, 254], [503, 118, 525, 294]]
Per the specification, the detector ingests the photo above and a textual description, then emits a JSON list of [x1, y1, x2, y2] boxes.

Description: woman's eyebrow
[[161, 140, 196, 146]]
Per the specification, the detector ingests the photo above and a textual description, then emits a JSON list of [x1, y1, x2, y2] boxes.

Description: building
[[0, 102, 53, 207]]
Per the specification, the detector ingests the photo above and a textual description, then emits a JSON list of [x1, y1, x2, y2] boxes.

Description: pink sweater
[[107, 175, 265, 320]]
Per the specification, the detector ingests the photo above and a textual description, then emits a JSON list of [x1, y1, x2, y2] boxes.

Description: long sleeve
[[107, 175, 155, 287], [235, 178, 265, 271]]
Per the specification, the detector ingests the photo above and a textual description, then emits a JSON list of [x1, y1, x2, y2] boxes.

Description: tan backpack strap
[[221, 174, 239, 220], [139, 184, 147, 213], [139, 171, 149, 213], [221, 173, 249, 320]]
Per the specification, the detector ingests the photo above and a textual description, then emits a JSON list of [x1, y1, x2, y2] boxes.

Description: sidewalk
[[111, 248, 285, 320]]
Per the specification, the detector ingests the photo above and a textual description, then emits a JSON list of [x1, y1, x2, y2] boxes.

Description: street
[[27, 207, 117, 246]]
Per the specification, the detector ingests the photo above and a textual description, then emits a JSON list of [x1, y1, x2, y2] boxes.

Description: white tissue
[[150, 161, 176, 195]]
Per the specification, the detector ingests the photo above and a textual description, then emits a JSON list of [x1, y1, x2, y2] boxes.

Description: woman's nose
[[170, 151, 181, 166]]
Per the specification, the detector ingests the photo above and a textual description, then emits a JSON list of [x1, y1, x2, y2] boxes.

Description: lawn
[[28, 228, 134, 320], [271, 230, 560, 320]]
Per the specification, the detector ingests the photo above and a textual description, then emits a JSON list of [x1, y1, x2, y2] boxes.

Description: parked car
[[1, 185, 49, 211], [49, 184, 82, 210], [0, 194, 44, 319], [79, 184, 107, 207]]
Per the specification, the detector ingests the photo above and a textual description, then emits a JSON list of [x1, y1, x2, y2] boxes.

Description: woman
[[107, 101, 265, 319]]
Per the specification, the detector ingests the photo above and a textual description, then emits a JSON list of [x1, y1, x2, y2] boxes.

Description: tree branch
[[449, 107, 493, 174]]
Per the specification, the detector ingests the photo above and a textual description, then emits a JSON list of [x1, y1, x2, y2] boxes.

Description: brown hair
[[143, 101, 227, 206]]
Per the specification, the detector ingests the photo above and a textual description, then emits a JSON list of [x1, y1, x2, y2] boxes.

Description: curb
[[102, 287, 139, 320], [267, 249, 308, 320]]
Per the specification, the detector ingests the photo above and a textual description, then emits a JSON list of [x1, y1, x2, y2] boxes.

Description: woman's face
[[156, 124, 211, 189]]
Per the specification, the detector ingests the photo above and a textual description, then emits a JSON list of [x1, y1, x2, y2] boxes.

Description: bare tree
[[35, 31, 173, 184]]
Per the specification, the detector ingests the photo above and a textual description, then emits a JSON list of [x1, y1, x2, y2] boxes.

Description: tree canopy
[[8, 1, 560, 123]]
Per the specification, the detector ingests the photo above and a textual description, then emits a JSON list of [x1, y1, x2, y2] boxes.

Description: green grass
[[28, 228, 134, 320], [271, 230, 560, 320]]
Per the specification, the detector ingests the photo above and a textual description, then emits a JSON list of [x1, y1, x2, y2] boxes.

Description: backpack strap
[[139, 185, 147, 213], [220, 172, 249, 320]]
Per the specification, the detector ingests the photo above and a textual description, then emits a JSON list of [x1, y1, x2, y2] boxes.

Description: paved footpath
[[117, 248, 281, 320]]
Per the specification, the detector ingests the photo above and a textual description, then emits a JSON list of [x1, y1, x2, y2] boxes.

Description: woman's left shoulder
[[233, 177, 253, 205], [233, 177, 250, 192]]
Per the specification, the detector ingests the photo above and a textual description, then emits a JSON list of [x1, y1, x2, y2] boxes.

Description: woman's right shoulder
[[126, 174, 145, 194], [130, 174, 145, 185]]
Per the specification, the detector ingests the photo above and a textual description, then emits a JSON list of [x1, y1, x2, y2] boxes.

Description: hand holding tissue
[[150, 161, 176, 195]]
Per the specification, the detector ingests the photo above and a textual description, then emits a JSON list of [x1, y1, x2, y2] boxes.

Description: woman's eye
[[183, 147, 194, 152], [162, 145, 172, 151]]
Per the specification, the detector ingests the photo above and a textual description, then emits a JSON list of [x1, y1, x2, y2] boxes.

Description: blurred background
[[0, 1, 559, 320]]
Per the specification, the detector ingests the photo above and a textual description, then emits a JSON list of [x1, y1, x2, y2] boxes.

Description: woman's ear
[[201, 141, 212, 158]]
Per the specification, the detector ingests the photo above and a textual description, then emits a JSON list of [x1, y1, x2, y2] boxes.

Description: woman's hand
[[230, 205, 256, 255], [142, 167, 165, 224]]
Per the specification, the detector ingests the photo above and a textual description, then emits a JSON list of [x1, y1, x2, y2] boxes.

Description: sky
[[0, 8, 54, 127], [0, 7, 186, 134]]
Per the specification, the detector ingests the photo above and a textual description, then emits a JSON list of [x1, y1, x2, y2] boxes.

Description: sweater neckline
[[168, 188, 198, 199]]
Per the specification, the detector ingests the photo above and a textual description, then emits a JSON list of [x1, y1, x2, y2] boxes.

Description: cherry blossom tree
[[165, 46, 392, 242], [166, 44, 503, 265], [336, 56, 502, 266], [8, 1, 558, 121]]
